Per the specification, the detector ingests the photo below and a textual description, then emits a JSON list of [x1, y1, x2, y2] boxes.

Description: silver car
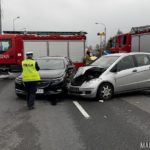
[[68, 52, 150, 100]]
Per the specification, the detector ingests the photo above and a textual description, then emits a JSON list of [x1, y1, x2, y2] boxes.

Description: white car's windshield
[[90, 56, 119, 68], [36, 59, 65, 70]]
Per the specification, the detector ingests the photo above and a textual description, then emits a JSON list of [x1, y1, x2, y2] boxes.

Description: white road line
[[73, 101, 90, 119]]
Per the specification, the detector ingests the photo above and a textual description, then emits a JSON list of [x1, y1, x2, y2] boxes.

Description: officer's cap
[[26, 51, 33, 56]]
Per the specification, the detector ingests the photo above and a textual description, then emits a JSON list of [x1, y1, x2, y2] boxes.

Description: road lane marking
[[73, 101, 90, 119], [0, 75, 9, 79]]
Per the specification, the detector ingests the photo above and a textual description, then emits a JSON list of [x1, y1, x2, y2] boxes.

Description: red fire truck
[[110, 25, 150, 53], [110, 33, 131, 53], [0, 31, 87, 73]]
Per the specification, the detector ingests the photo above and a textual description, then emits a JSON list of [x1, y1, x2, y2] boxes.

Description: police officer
[[22, 52, 41, 110]]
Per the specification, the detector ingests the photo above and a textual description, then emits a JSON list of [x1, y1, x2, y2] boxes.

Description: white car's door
[[114, 55, 139, 92], [133, 54, 150, 88]]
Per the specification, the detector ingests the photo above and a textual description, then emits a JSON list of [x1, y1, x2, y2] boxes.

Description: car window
[[37, 59, 65, 70], [117, 56, 134, 71], [90, 56, 119, 69], [0, 39, 12, 54], [134, 54, 150, 67]]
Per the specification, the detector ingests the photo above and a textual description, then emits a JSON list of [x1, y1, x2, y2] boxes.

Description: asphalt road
[[0, 75, 150, 150]]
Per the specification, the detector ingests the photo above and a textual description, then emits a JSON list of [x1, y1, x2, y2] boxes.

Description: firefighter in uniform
[[85, 50, 97, 65], [22, 52, 41, 110], [85, 50, 91, 65]]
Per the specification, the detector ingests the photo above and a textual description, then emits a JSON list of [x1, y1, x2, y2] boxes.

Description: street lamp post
[[13, 16, 20, 31], [97, 32, 105, 56], [95, 22, 107, 47], [0, 0, 2, 34]]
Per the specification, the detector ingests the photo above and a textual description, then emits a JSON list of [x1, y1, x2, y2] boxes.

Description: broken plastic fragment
[[104, 115, 107, 119]]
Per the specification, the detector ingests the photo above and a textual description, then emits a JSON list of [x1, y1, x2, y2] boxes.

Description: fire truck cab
[[110, 33, 131, 53], [110, 25, 150, 53]]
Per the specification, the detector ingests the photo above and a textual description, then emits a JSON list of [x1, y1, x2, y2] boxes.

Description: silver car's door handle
[[132, 69, 137, 72]]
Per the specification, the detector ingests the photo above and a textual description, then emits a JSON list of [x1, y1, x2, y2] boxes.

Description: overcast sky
[[1, 0, 150, 47]]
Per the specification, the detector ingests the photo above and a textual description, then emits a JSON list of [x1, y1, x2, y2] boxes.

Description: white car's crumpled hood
[[71, 66, 106, 86]]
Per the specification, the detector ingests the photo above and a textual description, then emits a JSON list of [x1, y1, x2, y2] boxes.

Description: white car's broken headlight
[[81, 78, 102, 88]]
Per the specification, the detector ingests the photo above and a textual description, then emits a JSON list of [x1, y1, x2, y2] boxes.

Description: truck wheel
[[97, 83, 113, 100]]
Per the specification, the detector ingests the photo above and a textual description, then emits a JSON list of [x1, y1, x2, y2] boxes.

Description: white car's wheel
[[97, 83, 113, 100]]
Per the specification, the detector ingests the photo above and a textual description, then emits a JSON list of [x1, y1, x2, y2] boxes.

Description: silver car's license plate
[[70, 87, 79, 92]]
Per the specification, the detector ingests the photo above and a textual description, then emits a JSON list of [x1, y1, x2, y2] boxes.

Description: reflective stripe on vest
[[22, 59, 41, 82]]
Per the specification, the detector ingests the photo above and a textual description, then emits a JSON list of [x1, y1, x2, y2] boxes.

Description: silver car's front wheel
[[97, 83, 113, 100]]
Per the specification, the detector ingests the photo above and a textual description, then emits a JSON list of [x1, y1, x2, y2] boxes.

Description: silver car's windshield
[[90, 56, 119, 68], [36, 59, 65, 70]]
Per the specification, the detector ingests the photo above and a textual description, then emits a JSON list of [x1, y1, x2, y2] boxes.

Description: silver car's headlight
[[81, 78, 102, 88]]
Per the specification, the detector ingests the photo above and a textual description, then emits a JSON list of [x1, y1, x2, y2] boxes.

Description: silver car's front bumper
[[68, 85, 97, 98]]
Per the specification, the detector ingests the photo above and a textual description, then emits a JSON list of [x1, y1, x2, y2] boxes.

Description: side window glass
[[121, 36, 126, 46], [117, 56, 134, 71], [0, 39, 12, 54], [135, 55, 150, 67]]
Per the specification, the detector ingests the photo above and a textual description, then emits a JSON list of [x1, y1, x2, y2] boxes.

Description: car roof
[[105, 52, 150, 57], [36, 56, 67, 60]]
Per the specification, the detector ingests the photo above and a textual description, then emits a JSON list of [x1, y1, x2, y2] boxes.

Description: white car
[[68, 52, 150, 100]]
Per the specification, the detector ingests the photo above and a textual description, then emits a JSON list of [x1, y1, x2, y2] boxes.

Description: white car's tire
[[97, 83, 113, 100]]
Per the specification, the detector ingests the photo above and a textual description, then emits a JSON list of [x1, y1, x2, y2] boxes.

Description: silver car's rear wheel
[[97, 83, 113, 100]]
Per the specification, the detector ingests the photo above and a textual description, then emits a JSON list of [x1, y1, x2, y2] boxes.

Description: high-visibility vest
[[85, 55, 91, 65], [85, 55, 97, 65], [22, 59, 41, 82], [90, 56, 97, 60]]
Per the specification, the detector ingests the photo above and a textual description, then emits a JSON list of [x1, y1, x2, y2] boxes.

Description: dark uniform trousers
[[24, 82, 37, 108]]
